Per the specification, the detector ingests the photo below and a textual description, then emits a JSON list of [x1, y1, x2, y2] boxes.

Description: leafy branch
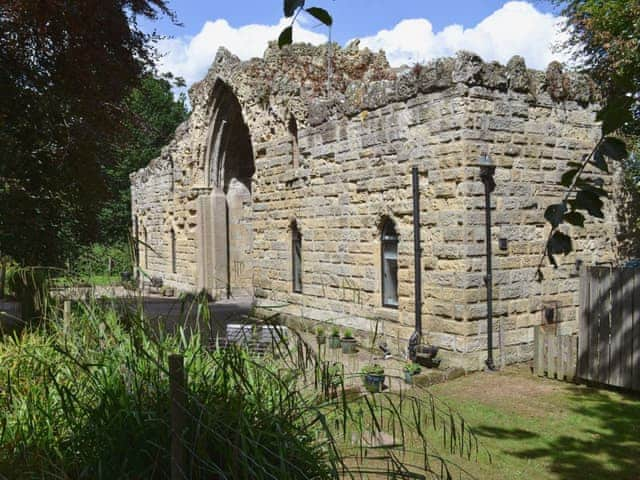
[[278, 0, 333, 48], [537, 133, 628, 281]]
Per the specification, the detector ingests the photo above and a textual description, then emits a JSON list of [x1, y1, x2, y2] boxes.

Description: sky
[[142, 1, 566, 88]]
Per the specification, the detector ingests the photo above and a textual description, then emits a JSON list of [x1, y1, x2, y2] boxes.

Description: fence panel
[[579, 266, 640, 391]]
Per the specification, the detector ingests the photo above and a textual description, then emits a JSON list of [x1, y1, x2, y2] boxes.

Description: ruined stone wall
[[131, 44, 617, 370]]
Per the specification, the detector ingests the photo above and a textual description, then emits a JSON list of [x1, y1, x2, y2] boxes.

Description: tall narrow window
[[170, 228, 177, 274], [143, 227, 148, 269], [381, 219, 398, 308], [292, 222, 302, 293], [134, 216, 140, 268], [288, 114, 300, 169]]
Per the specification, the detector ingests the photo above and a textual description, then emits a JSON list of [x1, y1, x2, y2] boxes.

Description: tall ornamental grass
[[0, 293, 484, 479]]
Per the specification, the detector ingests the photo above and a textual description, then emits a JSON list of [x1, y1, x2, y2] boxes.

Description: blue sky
[[144, 1, 565, 88]]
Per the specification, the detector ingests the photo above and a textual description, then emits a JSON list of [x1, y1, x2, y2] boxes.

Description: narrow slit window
[[143, 227, 148, 269], [292, 222, 302, 293], [381, 219, 398, 308], [288, 114, 300, 169], [134, 216, 140, 268], [170, 228, 177, 274]]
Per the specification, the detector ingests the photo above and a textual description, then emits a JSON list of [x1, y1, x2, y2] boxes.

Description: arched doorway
[[198, 79, 255, 298]]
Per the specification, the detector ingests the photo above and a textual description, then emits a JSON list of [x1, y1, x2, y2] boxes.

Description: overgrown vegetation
[[0, 289, 485, 479]]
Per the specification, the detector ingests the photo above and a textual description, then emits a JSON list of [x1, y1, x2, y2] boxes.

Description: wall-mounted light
[[499, 238, 508, 251]]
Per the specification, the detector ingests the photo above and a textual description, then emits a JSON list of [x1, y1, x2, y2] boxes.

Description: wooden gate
[[578, 266, 640, 391], [533, 327, 578, 380]]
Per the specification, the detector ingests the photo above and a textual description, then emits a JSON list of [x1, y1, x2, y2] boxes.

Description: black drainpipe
[[408, 166, 422, 360]]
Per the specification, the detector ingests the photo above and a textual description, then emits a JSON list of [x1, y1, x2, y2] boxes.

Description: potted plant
[[361, 364, 385, 393], [403, 363, 421, 384], [341, 328, 357, 354], [328, 326, 341, 349], [316, 326, 326, 345]]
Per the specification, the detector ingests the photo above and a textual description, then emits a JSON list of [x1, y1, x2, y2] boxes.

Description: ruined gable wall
[[130, 42, 396, 292]]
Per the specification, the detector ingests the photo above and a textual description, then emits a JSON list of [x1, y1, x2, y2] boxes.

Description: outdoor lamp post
[[474, 154, 497, 371]]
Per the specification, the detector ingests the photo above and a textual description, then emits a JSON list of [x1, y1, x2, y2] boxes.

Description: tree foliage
[[0, 0, 176, 267], [97, 76, 188, 244], [554, 0, 640, 135], [537, 0, 639, 275]]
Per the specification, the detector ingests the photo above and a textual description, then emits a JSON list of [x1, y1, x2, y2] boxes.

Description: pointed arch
[[204, 79, 255, 191]]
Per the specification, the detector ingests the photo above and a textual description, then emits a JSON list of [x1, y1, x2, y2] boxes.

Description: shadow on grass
[[475, 385, 640, 480]]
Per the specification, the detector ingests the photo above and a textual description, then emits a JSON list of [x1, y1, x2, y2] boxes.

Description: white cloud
[[156, 18, 327, 87], [157, 1, 568, 90], [356, 1, 568, 69]]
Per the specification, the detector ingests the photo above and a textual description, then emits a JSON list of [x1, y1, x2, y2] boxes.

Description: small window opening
[[292, 222, 302, 293], [170, 228, 177, 274], [288, 114, 300, 169], [381, 219, 398, 308]]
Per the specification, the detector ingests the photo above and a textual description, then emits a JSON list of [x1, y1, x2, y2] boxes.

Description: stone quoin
[[131, 42, 617, 370]]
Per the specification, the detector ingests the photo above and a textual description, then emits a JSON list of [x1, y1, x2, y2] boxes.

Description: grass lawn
[[428, 365, 640, 480]]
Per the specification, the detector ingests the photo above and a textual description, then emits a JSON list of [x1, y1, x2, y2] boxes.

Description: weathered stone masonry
[[131, 42, 617, 370]]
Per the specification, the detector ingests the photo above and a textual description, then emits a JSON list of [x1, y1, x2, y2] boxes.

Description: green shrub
[[74, 242, 132, 277]]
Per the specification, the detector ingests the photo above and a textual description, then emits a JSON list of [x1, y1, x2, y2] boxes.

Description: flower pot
[[341, 337, 357, 354], [316, 335, 326, 346], [363, 373, 385, 393], [328, 336, 341, 349]]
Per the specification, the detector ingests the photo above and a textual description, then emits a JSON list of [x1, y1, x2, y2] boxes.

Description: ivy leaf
[[547, 249, 558, 268], [278, 26, 293, 48], [284, 0, 305, 17], [544, 203, 566, 228], [600, 136, 628, 161], [560, 168, 580, 187], [535, 268, 544, 282], [590, 149, 609, 173], [305, 7, 332, 26], [549, 231, 573, 255], [564, 211, 585, 227], [573, 190, 604, 218]]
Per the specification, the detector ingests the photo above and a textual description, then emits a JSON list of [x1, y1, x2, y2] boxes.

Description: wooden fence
[[533, 327, 578, 381], [578, 266, 640, 391]]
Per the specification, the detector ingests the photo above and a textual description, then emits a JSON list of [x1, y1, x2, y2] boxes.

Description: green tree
[[0, 0, 175, 267], [554, 0, 640, 135], [97, 76, 188, 244]]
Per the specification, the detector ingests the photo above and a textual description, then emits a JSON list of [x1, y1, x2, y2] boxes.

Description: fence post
[[169, 354, 187, 480], [63, 300, 72, 336]]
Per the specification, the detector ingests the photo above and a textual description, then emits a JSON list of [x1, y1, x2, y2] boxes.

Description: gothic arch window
[[288, 114, 300, 169], [291, 221, 302, 293], [381, 219, 398, 308], [170, 228, 177, 274]]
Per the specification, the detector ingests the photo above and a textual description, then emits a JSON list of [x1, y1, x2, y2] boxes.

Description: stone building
[[130, 42, 617, 370]]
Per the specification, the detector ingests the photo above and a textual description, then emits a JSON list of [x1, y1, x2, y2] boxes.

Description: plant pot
[[328, 336, 341, 349], [316, 335, 326, 345], [363, 373, 385, 393], [341, 337, 357, 354]]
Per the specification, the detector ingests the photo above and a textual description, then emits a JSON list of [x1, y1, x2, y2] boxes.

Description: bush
[[74, 242, 132, 277]]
